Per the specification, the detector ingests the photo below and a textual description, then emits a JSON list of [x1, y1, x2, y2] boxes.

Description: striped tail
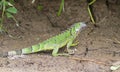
[[0, 52, 9, 57], [0, 44, 41, 57]]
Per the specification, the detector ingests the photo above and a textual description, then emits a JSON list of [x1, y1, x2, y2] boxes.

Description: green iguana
[[0, 22, 86, 57]]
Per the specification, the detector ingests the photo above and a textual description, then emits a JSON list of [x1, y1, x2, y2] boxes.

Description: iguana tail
[[0, 44, 40, 57]]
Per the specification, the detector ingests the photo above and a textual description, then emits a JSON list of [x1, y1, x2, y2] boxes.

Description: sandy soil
[[0, 0, 120, 72]]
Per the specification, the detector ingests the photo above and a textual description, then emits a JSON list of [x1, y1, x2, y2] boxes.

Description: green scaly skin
[[0, 22, 86, 57]]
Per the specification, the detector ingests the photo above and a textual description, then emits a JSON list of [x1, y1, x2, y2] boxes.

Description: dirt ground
[[0, 0, 120, 72]]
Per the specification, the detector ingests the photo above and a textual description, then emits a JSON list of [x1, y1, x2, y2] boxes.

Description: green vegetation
[[37, 4, 43, 11], [57, 0, 64, 16], [87, 0, 96, 24], [0, 0, 18, 32], [0, 0, 96, 33]]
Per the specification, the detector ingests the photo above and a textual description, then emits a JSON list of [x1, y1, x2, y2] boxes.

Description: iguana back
[[0, 22, 86, 57]]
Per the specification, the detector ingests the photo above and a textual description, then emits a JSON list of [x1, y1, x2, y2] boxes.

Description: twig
[[114, 38, 120, 44], [69, 57, 110, 66]]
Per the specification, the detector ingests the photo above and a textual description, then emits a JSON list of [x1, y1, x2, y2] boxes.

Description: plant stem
[[57, 0, 64, 16], [12, 16, 19, 26], [0, 0, 6, 31], [87, 0, 96, 24]]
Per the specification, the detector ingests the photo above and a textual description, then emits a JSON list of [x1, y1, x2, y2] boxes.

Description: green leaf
[[8, 2, 13, 6], [6, 7, 17, 14], [6, 12, 13, 18], [3, 1, 9, 6], [37, 5, 43, 11], [9, 0, 15, 5]]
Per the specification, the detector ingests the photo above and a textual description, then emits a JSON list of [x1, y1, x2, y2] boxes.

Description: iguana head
[[71, 22, 86, 35], [75, 22, 86, 32]]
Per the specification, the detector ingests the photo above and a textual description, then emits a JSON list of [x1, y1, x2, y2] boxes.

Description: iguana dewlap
[[0, 22, 86, 57]]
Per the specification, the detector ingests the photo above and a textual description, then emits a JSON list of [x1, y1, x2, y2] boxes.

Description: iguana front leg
[[67, 39, 78, 54], [52, 47, 69, 56], [70, 40, 79, 46]]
